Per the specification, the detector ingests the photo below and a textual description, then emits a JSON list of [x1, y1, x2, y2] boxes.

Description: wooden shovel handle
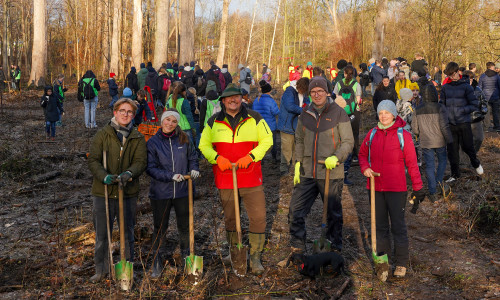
[[118, 182, 126, 262], [187, 176, 194, 256], [231, 164, 243, 245], [370, 172, 380, 254]]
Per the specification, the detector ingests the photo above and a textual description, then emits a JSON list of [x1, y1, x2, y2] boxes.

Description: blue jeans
[[84, 97, 98, 128], [45, 121, 56, 137], [109, 94, 119, 108], [422, 147, 447, 194]]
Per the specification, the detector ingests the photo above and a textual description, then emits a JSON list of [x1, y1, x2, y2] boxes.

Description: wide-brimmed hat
[[220, 83, 242, 98]]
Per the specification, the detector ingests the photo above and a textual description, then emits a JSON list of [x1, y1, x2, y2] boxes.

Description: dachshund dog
[[286, 252, 346, 278]]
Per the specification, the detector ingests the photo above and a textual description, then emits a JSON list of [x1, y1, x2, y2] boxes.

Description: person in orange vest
[[303, 62, 313, 79]]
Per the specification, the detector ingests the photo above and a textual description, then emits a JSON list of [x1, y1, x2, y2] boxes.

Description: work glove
[[190, 170, 200, 179], [236, 155, 253, 169], [103, 174, 118, 185], [410, 188, 426, 214], [118, 171, 133, 186], [216, 155, 232, 172], [294, 162, 301, 186], [324, 156, 339, 170], [172, 174, 185, 182]]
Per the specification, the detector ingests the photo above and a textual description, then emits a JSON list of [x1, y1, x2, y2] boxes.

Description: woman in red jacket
[[358, 100, 426, 278]]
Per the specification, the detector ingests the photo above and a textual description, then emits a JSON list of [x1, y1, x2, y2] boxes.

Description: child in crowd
[[133, 89, 152, 126], [409, 82, 421, 108], [107, 72, 119, 109], [40, 86, 63, 140], [397, 88, 414, 131]]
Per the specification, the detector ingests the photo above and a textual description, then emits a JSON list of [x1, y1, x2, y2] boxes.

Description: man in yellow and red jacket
[[199, 83, 273, 275]]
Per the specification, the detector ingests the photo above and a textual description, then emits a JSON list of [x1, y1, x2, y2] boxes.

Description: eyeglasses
[[117, 109, 135, 116], [310, 90, 326, 96]]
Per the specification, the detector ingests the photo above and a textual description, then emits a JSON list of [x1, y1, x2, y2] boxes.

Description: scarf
[[377, 120, 395, 130], [111, 117, 133, 145]]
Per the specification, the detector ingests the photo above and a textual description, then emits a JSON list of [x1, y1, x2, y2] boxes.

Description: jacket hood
[[245, 67, 251, 73], [449, 77, 469, 86], [166, 63, 173, 69], [83, 70, 96, 78], [485, 69, 497, 77], [385, 116, 406, 131], [195, 69, 204, 76], [44, 85, 53, 94], [421, 84, 439, 103], [130, 67, 136, 74], [147, 71, 157, 78], [138, 68, 148, 74], [147, 66, 156, 73]]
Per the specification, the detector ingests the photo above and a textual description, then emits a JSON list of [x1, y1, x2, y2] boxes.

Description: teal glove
[[325, 156, 339, 170], [103, 174, 118, 185], [294, 162, 301, 186]]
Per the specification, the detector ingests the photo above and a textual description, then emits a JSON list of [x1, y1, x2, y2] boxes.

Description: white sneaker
[[476, 165, 483, 175], [445, 177, 456, 183]]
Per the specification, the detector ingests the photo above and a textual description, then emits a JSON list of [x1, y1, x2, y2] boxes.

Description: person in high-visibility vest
[[166, 81, 196, 144], [303, 61, 313, 79]]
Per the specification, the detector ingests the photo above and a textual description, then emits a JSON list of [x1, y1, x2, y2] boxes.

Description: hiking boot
[[393, 266, 406, 278], [89, 272, 106, 283], [476, 165, 484, 175], [428, 193, 438, 203], [445, 177, 457, 183], [249, 233, 265, 275], [344, 175, 353, 186], [151, 256, 163, 279]]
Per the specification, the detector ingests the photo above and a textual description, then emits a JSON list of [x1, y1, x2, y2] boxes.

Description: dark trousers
[[150, 198, 190, 257], [345, 111, 361, 173], [447, 122, 480, 178], [93, 196, 137, 274], [271, 130, 279, 160], [289, 177, 344, 251], [490, 101, 500, 129], [369, 191, 409, 267]]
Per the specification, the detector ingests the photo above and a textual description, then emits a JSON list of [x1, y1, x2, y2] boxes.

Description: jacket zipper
[[313, 114, 321, 178], [169, 137, 176, 198]]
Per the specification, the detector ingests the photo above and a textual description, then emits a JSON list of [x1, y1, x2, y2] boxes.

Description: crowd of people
[[40, 54, 499, 283]]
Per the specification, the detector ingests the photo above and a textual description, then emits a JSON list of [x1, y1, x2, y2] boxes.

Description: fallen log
[[331, 278, 351, 300]]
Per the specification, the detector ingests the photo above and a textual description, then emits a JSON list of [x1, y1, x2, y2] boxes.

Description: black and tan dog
[[286, 252, 346, 278]]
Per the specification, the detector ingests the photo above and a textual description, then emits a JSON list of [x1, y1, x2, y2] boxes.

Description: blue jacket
[[146, 129, 199, 200], [133, 99, 152, 126], [107, 78, 118, 96], [440, 78, 478, 125], [370, 65, 386, 85], [252, 94, 279, 131], [41, 93, 63, 122], [277, 86, 310, 134], [478, 69, 500, 103]]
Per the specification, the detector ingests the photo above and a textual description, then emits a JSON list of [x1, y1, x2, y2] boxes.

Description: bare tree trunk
[[216, 0, 230, 66], [245, 0, 258, 63], [28, 0, 47, 86], [175, 0, 179, 61], [132, 0, 143, 68], [2, 0, 8, 72], [371, 0, 388, 60], [325, 0, 340, 40], [101, 0, 111, 77], [153, 0, 169, 67], [268, 0, 281, 66], [110, 0, 121, 74], [179, 0, 194, 64]]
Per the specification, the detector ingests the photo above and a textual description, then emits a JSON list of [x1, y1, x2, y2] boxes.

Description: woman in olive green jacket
[[87, 98, 147, 282]]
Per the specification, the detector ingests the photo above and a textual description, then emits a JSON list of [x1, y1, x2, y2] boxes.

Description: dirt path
[[0, 90, 498, 299]]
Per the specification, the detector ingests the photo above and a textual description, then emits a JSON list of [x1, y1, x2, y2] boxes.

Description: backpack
[[471, 88, 488, 123], [368, 127, 405, 166], [82, 78, 96, 100], [162, 77, 171, 91], [205, 98, 222, 125], [244, 71, 252, 85], [77, 81, 84, 102], [338, 79, 357, 115], [216, 70, 226, 91], [206, 80, 217, 93]]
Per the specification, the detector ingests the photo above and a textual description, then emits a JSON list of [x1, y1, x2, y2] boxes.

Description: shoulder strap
[[368, 127, 405, 166], [397, 127, 405, 151], [368, 128, 377, 166]]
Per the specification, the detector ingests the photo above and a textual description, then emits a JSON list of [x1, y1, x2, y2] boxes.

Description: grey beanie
[[308, 76, 328, 94], [161, 110, 180, 124], [377, 100, 398, 118], [399, 88, 413, 102]]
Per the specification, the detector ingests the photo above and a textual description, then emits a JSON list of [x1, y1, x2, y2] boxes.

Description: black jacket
[[41, 87, 63, 122], [126, 72, 139, 93], [145, 70, 159, 96], [373, 85, 398, 111]]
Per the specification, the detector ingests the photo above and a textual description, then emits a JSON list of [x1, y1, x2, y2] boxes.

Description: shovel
[[102, 151, 115, 280], [183, 175, 203, 278], [230, 164, 248, 276], [313, 160, 333, 253], [370, 172, 389, 281], [115, 181, 133, 291]]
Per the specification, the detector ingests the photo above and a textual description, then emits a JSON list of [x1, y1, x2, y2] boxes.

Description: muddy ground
[[0, 87, 499, 299]]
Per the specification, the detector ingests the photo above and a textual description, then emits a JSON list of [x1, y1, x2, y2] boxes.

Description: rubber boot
[[249, 233, 265, 275], [222, 231, 238, 266], [151, 255, 163, 279]]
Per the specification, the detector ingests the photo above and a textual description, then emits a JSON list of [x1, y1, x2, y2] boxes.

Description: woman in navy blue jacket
[[146, 109, 199, 278], [277, 77, 310, 175], [253, 80, 280, 161]]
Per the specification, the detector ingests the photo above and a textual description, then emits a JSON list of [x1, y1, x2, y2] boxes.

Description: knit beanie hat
[[190, 61, 195, 67], [399, 88, 412, 102], [161, 110, 180, 124], [238, 64, 244, 69], [409, 82, 420, 91], [307, 61, 312, 66], [110, 72, 116, 78], [308, 76, 328, 94], [377, 100, 398, 118], [140, 63, 145, 69], [337, 59, 348, 70], [259, 80, 272, 94], [130, 67, 136, 74], [123, 87, 133, 97], [222, 64, 228, 68]]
